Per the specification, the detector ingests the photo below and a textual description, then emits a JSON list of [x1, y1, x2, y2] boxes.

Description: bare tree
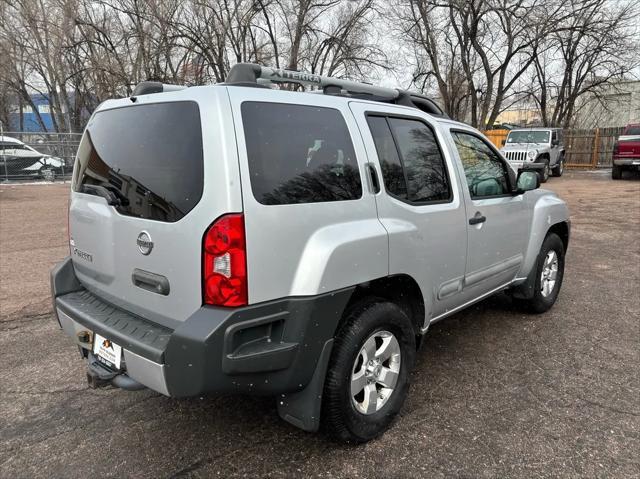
[[529, 0, 639, 127], [394, 0, 581, 128], [4, 0, 633, 134], [394, 0, 475, 120]]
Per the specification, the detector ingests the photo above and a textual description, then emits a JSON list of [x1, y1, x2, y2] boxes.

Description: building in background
[[494, 107, 542, 128], [573, 79, 640, 128], [8, 93, 55, 132]]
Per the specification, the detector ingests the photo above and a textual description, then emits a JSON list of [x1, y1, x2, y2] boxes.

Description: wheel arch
[[548, 221, 570, 253], [512, 214, 570, 299], [342, 274, 426, 338], [537, 152, 551, 162]]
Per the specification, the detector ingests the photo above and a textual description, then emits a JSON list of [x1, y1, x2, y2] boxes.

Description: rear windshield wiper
[[81, 184, 129, 207]]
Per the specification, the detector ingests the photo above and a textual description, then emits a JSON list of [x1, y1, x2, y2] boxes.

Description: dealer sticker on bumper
[[93, 333, 122, 369]]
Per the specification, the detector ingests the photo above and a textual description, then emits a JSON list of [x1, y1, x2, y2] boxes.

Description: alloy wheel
[[350, 330, 401, 415], [540, 250, 559, 297]]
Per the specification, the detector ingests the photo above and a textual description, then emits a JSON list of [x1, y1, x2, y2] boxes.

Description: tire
[[39, 167, 56, 181], [515, 233, 565, 314], [612, 165, 623, 180], [552, 155, 564, 177], [322, 299, 416, 443], [539, 159, 550, 183]]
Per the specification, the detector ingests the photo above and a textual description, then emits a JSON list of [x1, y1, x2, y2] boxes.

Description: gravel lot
[[1, 170, 638, 478]]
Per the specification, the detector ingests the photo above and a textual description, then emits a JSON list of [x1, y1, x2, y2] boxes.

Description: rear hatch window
[[74, 101, 203, 222]]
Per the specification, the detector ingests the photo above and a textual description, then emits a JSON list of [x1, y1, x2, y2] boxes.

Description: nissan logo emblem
[[137, 231, 153, 255]]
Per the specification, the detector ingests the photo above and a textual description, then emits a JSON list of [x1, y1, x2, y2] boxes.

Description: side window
[[367, 115, 450, 204], [452, 132, 510, 198], [366, 116, 408, 199], [388, 118, 450, 203], [241, 102, 362, 205]]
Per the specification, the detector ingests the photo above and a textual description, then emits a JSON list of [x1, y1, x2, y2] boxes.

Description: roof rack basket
[[225, 63, 447, 117]]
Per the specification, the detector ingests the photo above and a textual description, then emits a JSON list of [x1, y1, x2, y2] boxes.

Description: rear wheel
[[322, 299, 416, 443], [612, 165, 623, 180], [515, 233, 565, 314]]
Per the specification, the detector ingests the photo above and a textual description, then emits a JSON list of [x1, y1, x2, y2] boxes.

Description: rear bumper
[[51, 256, 352, 398], [57, 307, 170, 394], [613, 158, 640, 166]]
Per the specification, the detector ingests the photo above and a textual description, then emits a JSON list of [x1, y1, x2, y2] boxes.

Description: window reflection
[[242, 102, 362, 205], [453, 132, 509, 198], [368, 115, 450, 203]]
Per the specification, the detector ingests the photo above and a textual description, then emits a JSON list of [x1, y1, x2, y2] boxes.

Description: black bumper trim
[[56, 289, 172, 363], [51, 256, 355, 398], [164, 287, 354, 397]]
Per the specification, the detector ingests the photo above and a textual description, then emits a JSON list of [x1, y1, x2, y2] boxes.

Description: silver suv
[[501, 128, 566, 182], [51, 64, 570, 443]]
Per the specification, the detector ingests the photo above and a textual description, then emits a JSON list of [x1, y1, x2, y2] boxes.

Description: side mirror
[[515, 170, 539, 193], [474, 178, 502, 197], [501, 139, 506, 146], [551, 139, 559, 146]]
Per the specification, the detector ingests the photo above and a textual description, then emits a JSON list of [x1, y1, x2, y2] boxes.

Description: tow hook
[[86, 353, 117, 389], [87, 371, 111, 389], [85, 352, 146, 391]]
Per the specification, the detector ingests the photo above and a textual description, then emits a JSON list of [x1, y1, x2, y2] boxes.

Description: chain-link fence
[[0, 131, 81, 181]]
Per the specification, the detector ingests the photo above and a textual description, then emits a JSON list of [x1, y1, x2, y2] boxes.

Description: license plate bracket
[[93, 333, 122, 370]]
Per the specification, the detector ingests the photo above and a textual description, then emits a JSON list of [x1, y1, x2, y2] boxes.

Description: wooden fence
[[482, 127, 624, 168], [483, 129, 510, 149]]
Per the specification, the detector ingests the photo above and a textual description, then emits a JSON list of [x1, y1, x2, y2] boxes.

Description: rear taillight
[[202, 213, 247, 307], [613, 141, 619, 157]]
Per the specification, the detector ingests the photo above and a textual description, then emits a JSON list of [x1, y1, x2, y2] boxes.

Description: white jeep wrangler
[[501, 128, 566, 183], [51, 64, 570, 443]]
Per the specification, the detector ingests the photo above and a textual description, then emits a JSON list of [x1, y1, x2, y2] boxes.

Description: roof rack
[[225, 63, 447, 117]]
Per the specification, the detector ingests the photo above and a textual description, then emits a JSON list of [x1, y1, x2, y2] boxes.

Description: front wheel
[[539, 160, 550, 183], [322, 300, 416, 443], [40, 167, 56, 181], [552, 156, 564, 177], [515, 233, 565, 314]]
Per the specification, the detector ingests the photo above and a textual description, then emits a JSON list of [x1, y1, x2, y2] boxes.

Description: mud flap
[[510, 265, 537, 299], [277, 339, 333, 432]]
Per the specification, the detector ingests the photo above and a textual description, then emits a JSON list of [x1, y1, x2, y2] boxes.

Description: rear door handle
[[132, 268, 170, 296], [469, 212, 487, 225]]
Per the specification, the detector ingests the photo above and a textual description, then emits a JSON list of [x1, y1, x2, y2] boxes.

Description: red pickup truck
[[612, 124, 640, 179]]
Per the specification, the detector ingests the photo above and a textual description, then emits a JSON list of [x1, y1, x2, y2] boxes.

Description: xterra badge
[[70, 238, 93, 262], [137, 231, 153, 255]]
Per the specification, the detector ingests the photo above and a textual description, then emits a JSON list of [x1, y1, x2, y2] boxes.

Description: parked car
[[500, 128, 565, 182], [0, 136, 64, 180], [612, 124, 640, 179], [50, 64, 570, 443]]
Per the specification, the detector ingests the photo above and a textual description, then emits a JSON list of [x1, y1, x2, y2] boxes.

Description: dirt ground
[[1, 170, 638, 478]]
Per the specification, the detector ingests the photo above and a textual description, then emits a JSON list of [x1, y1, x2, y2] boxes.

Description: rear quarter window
[[241, 102, 362, 205]]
